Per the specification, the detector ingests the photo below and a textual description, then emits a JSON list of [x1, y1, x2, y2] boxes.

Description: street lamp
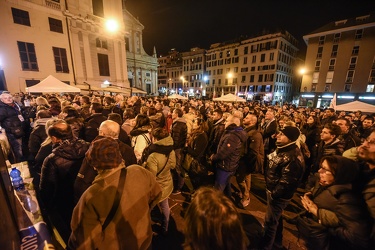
[[180, 76, 185, 96], [105, 19, 119, 33], [203, 75, 208, 97]]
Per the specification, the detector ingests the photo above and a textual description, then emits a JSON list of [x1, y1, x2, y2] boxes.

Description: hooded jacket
[[40, 139, 90, 209], [28, 117, 50, 157], [145, 136, 176, 201], [212, 124, 248, 172], [171, 117, 187, 149], [69, 164, 161, 250], [208, 117, 226, 154]]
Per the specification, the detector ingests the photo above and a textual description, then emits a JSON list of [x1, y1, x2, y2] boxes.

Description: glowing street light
[[105, 19, 119, 33], [299, 68, 306, 75]]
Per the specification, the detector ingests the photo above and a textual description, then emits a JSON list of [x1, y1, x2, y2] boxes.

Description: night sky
[[125, 0, 375, 57]]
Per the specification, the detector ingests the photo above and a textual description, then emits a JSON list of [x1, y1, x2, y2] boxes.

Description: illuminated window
[[326, 71, 334, 83]]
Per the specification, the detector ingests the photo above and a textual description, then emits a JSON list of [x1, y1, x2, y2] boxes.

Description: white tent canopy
[[168, 94, 188, 100], [335, 101, 375, 113], [27, 75, 80, 93], [213, 93, 246, 102]]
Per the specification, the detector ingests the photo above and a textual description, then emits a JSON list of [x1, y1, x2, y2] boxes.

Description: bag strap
[[156, 153, 170, 176], [142, 133, 151, 145], [102, 167, 127, 231]]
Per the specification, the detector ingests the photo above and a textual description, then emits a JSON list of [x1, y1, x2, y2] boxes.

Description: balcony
[[45, 0, 61, 10]]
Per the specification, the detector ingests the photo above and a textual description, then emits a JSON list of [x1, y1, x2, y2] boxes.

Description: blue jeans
[[7, 133, 23, 163], [261, 191, 291, 250], [215, 168, 234, 197], [159, 198, 170, 231]]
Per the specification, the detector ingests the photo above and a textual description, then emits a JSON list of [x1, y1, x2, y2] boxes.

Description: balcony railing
[[45, 0, 61, 10]]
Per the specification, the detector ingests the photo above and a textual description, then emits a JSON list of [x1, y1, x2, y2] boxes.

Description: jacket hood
[[149, 136, 174, 156], [130, 126, 151, 136], [227, 125, 248, 143], [173, 117, 186, 124], [149, 112, 163, 121], [33, 117, 51, 127], [53, 139, 89, 160], [214, 117, 225, 125]]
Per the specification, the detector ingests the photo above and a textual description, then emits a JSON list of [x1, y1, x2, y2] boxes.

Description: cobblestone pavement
[[152, 173, 307, 250]]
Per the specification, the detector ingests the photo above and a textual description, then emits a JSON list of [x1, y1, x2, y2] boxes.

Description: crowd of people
[[0, 90, 374, 249]]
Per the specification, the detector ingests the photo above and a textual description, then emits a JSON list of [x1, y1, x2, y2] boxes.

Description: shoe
[[240, 198, 250, 208], [282, 214, 298, 225], [172, 189, 181, 195]]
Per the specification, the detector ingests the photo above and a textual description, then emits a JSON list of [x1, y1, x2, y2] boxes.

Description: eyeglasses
[[364, 137, 375, 146], [319, 167, 333, 175]]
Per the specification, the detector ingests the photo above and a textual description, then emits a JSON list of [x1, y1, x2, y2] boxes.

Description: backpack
[[138, 134, 152, 164]]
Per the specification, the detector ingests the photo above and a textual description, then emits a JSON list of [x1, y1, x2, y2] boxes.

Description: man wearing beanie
[[69, 137, 161, 250], [261, 126, 305, 250]]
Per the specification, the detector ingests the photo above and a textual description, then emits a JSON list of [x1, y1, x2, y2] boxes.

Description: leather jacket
[[265, 143, 305, 200]]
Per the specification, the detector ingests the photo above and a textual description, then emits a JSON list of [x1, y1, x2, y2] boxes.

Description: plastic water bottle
[[10, 167, 25, 191]]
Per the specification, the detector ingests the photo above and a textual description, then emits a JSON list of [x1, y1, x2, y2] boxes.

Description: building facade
[[157, 49, 183, 96], [122, 4, 158, 95], [205, 31, 299, 103], [0, 0, 155, 95], [300, 13, 375, 107], [157, 31, 299, 103]]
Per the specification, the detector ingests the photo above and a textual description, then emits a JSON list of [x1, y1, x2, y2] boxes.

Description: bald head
[[99, 120, 120, 139], [225, 115, 241, 128]]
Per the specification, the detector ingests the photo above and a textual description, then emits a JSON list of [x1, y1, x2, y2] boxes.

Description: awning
[[132, 87, 147, 94]]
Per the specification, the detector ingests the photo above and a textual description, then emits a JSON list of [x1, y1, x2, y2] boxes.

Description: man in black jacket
[[210, 115, 247, 197], [236, 114, 264, 208], [83, 102, 106, 142], [336, 118, 361, 151], [207, 109, 226, 156], [261, 126, 305, 250], [40, 120, 90, 243], [0, 92, 27, 162], [171, 108, 187, 193]]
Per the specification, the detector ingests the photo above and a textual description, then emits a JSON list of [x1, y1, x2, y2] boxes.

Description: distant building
[[206, 31, 299, 103], [122, 4, 158, 95], [157, 49, 183, 96], [300, 13, 375, 107], [158, 31, 299, 103]]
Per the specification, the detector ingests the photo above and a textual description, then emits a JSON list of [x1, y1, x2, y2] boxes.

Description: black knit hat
[[86, 137, 122, 169], [280, 126, 300, 142]]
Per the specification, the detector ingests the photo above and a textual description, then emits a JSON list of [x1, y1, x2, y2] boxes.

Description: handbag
[[296, 214, 330, 250], [182, 153, 207, 176]]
